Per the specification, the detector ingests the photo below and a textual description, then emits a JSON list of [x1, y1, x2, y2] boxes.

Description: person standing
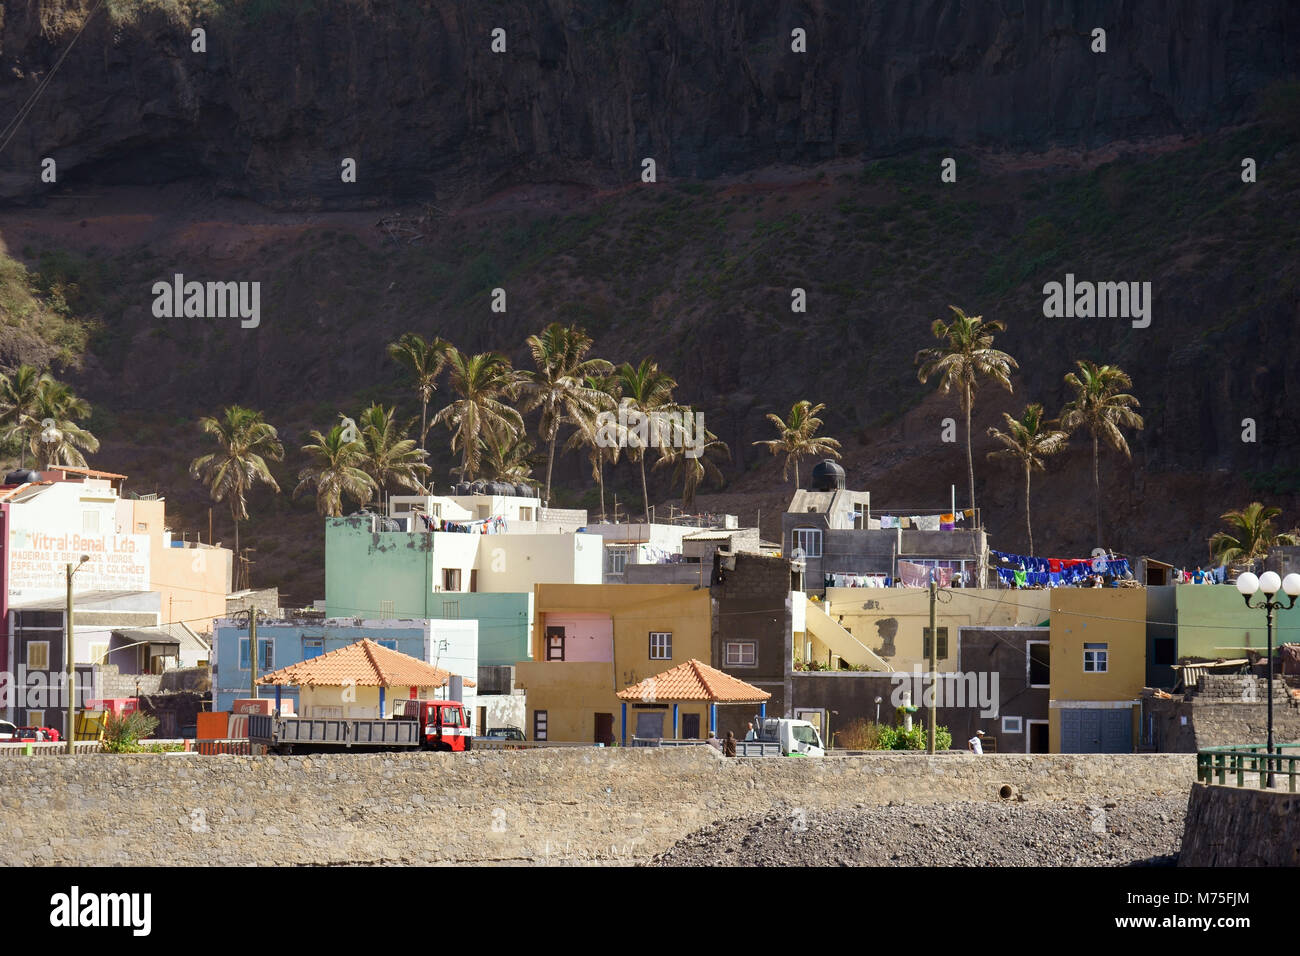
[[967, 730, 985, 754], [744, 721, 757, 741], [723, 730, 737, 757]]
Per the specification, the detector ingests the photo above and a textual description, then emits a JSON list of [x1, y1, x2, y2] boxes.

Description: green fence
[[1196, 743, 1300, 791]]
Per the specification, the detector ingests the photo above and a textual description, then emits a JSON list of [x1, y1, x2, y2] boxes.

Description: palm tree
[[479, 431, 542, 484], [27, 377, 100, 468], [355, 403, 430, 510], [515, 323, 614, 503], [655, 413, 731, 509], [565, 371, 624, 521], [752, 400, 841, 488], [915, 305, 1018, 518], [1059, 360, 1145, 546], [0, 364, 46, 468], [431, 349, 523, 482], [188, 405, 284, 580], [616, 359, 681, 522], [1209, 503, 1298, 569], [986, 403, 1069, 555], [387, 332, 451, 452], [294, 425, 377, 517]]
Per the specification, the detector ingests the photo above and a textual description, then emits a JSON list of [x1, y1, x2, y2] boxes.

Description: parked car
[[0, 723, 61, 742], [485, 727, 526, 741], [0, 720, 17, 739]]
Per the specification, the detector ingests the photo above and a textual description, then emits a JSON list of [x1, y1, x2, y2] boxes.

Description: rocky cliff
[[1, 0, 1296, 207]]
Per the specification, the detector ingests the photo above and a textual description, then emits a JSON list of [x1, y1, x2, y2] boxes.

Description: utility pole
[[249, 606, 259, 699], [928, 579, 937, 755], [66, 562, 75, 754]]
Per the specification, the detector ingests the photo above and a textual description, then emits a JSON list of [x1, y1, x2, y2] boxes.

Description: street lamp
[[1236, 570, 1300, 787], [65, 553, 90, 754]]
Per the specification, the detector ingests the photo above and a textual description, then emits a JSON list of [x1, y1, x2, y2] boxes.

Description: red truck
[[248, 699, 472, 754]]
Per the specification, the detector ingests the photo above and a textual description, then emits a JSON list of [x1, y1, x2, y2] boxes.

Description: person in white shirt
[[967, 730, 985, 754], [744, 722, 756, 741]]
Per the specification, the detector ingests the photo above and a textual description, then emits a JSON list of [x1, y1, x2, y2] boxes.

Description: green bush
[[102, 711, 160, 753], [877, 723, 953, 751]]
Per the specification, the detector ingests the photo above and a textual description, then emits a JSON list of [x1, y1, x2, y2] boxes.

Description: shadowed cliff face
[[1, 0, 1297, 207]]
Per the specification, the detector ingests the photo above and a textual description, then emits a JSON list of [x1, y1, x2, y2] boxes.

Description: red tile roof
[[617, 658, 771, 703], [257, 638, 475, 689]]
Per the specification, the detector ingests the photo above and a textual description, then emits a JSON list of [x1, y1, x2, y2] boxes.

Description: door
[[1027, 720, 1049, 753], [594, 713, 614, 745], [1060, 709, 1132, 753], [545, 626, 565, 661], [680, 713, 701, 739]]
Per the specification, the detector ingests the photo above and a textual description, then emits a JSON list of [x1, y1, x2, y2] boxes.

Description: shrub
[[835, 718, 881, 750], [877, 723, 953, 751], [102, 711, 160, 753]]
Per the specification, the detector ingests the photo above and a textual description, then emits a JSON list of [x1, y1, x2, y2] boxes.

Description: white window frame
[[27, 709, 45, 729], [1083, 642, 1108, 673], [607, 548, 630, 575], [793, 527, 823, 558], [725, 641, 756, 667], [1024, 718, 1049, 754], [26, 641, 49, 670], [852, 503, 868, 530], [442, 568, 462, 592], [1001, 715, 1023, 735], [1026, 640, 1050, 688], [649, 631, 672, 660]]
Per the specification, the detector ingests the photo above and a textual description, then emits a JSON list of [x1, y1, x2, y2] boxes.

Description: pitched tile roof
[[617, 658, 771, 703], [257, 638, 474, 689]]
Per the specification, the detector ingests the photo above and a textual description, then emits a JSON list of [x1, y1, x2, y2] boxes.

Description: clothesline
[[420, 513, 509, 534], [875, 511, 969, 531], [990, 548, 1132, 588]]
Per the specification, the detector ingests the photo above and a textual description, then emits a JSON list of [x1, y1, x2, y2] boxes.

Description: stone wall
[[0, 748, 1193, 866], [1179, 784, 1300, 866], [1144, 695, 1300, 751]]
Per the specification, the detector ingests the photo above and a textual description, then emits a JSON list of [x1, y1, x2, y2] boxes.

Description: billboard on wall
[[7, 528, 151, 599]]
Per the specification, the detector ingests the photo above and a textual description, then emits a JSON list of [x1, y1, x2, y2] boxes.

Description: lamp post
[[65, 553, 90, 754], [1235, 570, 1300, 787]]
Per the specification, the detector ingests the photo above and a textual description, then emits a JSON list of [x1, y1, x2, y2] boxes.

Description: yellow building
[[515, 583, 711, 743], [815, 587, 1052, 671], [1048, 588, 1147, 752]]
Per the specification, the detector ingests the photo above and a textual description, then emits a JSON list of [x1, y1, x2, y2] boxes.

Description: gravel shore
[[649, 797, 1186, 866]]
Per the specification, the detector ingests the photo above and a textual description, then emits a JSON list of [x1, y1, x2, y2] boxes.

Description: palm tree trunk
[[545, 431, 558, 505], [597, 457, 606, 521], [965, 387, 975, 515], [420, 399, 428, 454], [639, 455, 650, 523], [793, 458, 799, 489], [1024, 461, 1033, 556], [1092, 432, 1102, 546], [233, 516, 241, 591]]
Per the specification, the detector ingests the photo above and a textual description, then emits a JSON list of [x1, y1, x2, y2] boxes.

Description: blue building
[[212, 617, 478, 714]]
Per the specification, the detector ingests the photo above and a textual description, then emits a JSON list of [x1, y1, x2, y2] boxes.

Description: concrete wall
[[1173, 583, 1300, 661], [1143, 693, 1300, 751], [821, 588, 1051, 670], [0, 749, 1195, 866], [711, 552, 791, 738], [1179, 784, 1300, 866]]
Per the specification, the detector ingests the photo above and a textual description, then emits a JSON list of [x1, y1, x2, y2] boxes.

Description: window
[[793, 528, 822, 558], [1083, 643, 1108, 673], [27, 710, 45, 729], [545, 627, 565, 661], [441, 708, 461, 727], [135, 521, 148, 533], [725, 641, 756, 666], [1002, 716, 1023, 735], [852, 503, 868, 530], [89, 643, 108, 665], [1153, 638, 1175, 667], [83, 510, 100, 533], [533, 710, 548, 741], [793, 725, 820, 747], [239, 639, 273, 671], [302, 638, 324, 660], [519, 507, 534, 522], [442, 568, 461, 592], [375, 640, 398, 651], [26, 641, 49, 670], [649, 631, 672, 660], [607, 548, 630, 575], [379, 600, 394, 618], [921, 627, 949, 660], [1028, 641, 1050, 687]]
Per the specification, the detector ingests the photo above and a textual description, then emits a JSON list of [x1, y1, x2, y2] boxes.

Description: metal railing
[[1196, 744, 1300, 792]]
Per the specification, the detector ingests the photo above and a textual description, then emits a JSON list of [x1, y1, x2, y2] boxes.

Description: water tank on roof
[[808, 459, 846, 491], [488, 481, 513, 496], [4, 469, 40, 485], [514, 483, 536, 498], [453, 482, 471, 496], [469, 480, 488, 494]]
